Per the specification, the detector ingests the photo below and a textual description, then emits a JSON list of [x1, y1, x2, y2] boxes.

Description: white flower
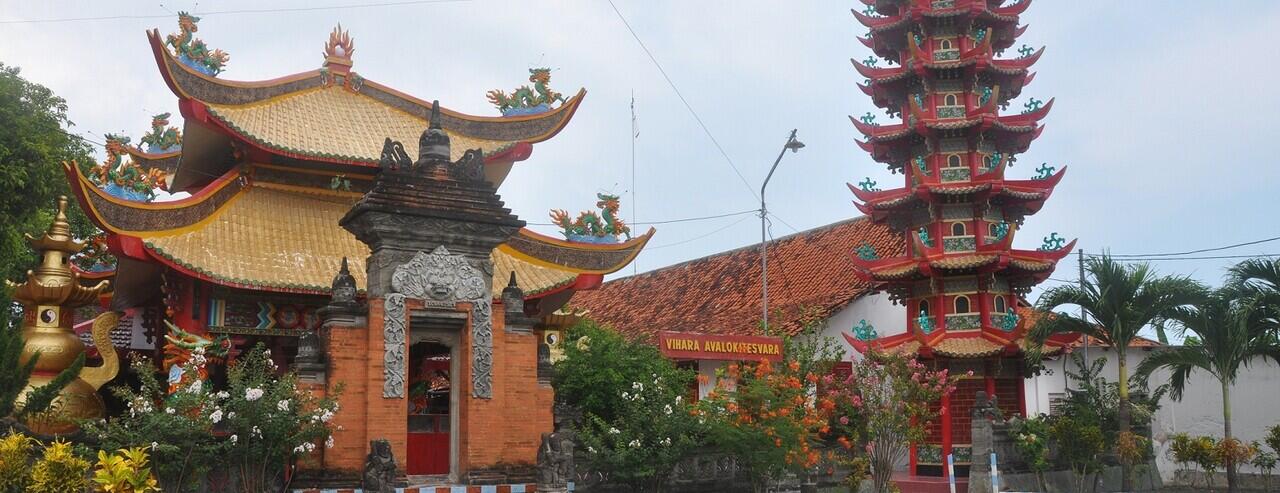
[[675, 395, 683, 404], [325, 436, 335, 449], [209, 409, 223, 424], [252, 426, 262, 438], [151, 442, 158, 450], [621, 391, 630, 400], [628, 439, 641, 448], [186, 380, 203, 394], [264, 349, 272, 358], [588, 446, 597, 454], [277, 400, 290, 412], [164, 407, 175, 415], [227, 412, 236, 420], [320, 409, 335, 423], [608, 427, 621, 435], [245, 388, 264, 401], [660, 437, 672, 446], [293, 444, 307, 454], [215, 391, 230, 399], [663, 405, 673, 415], [631, 382, 644, 391], [229, 434, 238, 444]]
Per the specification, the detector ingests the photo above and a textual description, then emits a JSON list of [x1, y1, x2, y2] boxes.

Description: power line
[[1105, 253, 1280, 262], [1095, 235, 1280, 258], [646, 215, 754, 250], [0, 0, 469, 25], [605, 0, 760, 203]]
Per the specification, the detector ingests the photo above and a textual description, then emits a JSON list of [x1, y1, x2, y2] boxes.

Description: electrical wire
[[645, 215, 754, 250], [527, 208, 758, 227], [1089, 236, 1280, 258], [0, 0, 469, 25], [605, 0, 760, 203]]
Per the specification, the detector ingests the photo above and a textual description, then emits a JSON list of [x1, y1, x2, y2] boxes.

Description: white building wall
[[817, 292, 906, 361], [1023, 346, 1280, 479]]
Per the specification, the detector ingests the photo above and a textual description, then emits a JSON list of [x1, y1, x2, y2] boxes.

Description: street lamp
[[761, 129, 805, 335]]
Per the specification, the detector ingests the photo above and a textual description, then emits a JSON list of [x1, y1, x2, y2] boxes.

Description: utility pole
[[631, 92, 638, 275], [1078, 248, 1087, 377], [760, 129, 805, 335]]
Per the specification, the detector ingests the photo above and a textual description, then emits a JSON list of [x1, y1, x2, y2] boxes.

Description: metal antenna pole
[[631, 92, 637, 275], [1078, 248, 1087, 381], [760, 129, 804, 335]]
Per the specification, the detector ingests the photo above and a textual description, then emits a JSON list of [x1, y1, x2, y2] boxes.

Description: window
[[947, 154, 963, 168], [994, 295, 1007, 314], [944, 94, 958, 106], [951, 222, 967, 236], [988, 222, 999, 237], [954, 295, 971, 314], [940, 39, 952, 50], [1048, 392, 1066, 416], [919, 300, 931, 317], [984, 154, 994, 168]]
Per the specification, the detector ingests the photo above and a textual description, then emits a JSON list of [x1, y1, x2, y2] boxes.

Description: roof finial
[[417, 101, 451, 165], [323, 24, 355, 70]]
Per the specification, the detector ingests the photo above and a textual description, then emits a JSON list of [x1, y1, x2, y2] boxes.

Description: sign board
[[658, 331, 783, 362]]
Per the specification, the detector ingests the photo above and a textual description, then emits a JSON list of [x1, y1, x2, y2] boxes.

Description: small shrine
[[56, 15, 653, 487]]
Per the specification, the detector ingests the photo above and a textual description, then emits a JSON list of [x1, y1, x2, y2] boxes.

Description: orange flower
[[806, 373, 819, 383], [820, 425, 831, 434], [775, 438, 783, 447], [789, 360, 801, 372], [838, 436, 852, 449], [778, 408, 791, 417]]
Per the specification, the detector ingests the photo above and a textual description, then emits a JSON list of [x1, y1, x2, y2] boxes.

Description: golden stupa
[[8, 196, 119, 434]]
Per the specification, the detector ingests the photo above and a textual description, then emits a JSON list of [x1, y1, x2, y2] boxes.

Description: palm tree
[[1135, 290, 1280, 493], [1229, 258, 1280, 336], [1027, 255, 1205, 491]]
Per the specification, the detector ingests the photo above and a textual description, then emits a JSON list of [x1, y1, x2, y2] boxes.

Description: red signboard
[[658, 331, 784, 362]]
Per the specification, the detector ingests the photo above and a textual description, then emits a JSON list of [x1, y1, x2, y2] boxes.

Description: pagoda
[[61, 16, 652, 487], [844, 0, 1076, 477]]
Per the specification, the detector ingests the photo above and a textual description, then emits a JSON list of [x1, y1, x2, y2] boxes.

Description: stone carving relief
[[384, 246, 493, 399], [382, 293, 407, 398]]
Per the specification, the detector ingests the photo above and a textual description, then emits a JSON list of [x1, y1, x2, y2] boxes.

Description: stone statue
[[363, 439, 397, 493], [537, 404, 577, 492], [973, 390, 1003, 421]]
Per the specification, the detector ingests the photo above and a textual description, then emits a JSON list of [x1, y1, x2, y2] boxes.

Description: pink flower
[[865, 442, 875, 454], [839, 416, 850, 425], [965, 370, 975, 377]]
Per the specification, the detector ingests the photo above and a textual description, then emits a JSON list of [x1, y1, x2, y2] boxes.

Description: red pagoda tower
[[845, 0, 1075, 477]]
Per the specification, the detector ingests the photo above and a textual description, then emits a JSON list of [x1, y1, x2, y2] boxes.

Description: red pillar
[[984, 360, 996, 400], [909, 415, 919, 475], [940, 392, 952, 467]]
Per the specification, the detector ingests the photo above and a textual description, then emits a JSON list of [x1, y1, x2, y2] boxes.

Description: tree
[[1027, 254, 1205, 490], [0, 321, 84, 422], [0, 63, 99, 328], [1135, 290, 1280, 493], [1228, 258, 1280, 337]]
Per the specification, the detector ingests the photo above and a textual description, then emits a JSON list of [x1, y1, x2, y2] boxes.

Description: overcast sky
[[3, 0, 1279, 294]]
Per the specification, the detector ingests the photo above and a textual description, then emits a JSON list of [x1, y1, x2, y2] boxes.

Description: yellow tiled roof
[[932, 337, 1003, 358], [143, 184, 576, 296], [206, 86, 513, 163]]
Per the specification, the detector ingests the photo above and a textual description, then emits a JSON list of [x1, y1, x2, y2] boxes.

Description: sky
[[2, 0, 1280, 297]]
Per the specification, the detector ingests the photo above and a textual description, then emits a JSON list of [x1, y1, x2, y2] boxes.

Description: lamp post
[[761, 129, 805, 335]]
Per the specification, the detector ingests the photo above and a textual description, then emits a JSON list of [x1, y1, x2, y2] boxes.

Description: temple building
[[62, 16, 651, 487], [576, 0, 1087, 485]]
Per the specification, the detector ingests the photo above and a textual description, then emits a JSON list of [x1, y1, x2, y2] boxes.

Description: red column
[[984, 360, 996, 400], [909, 415, 919, 475], [940, 392, 952, 467]]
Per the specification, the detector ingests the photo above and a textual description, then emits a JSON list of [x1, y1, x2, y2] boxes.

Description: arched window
[[954, 295, 971, 314], [947, 154, 963, 168], [983, 154, 994, 168], [940, 39, 952, 50], [994, 295, 1007, 314], [951, 222, 967, 236], [919, 300, 931, 317], [945, 94, 958, 106]]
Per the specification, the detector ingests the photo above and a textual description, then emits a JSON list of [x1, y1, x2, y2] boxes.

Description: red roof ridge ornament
[[321, 24, 362, 91]]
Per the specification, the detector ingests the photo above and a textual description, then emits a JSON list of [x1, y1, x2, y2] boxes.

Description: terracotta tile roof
[[570, 217, 902, 339], [932, 337, 1003, 358]]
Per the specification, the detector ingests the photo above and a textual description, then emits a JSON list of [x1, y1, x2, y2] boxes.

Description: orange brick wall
[[318, 298, 553, 479]]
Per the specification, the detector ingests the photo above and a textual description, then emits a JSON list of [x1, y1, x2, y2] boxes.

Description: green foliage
[[28, 440, 90, 493], [0, 323, 85, 419], [1267, 424, 1280, 459], [81, 356, 225, 492], [218, 345, 341, 493], [1251, 443, 1277, 492], [1169, 433, 1220, 488], [1049, 415, 1105, 493], [92, 447, 161, 492], [554, 320, 699, 490], [1012, 415, 1051, 477], [697, 330, 843, 490], [1058, 353, 1165, 442], [0, 63, 99, 328], [0, 432, 34, 493]]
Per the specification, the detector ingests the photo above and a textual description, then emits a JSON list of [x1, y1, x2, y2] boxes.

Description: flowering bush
[[698, 333, 842, 490], [823, 350, 957, 493], [1011, 415, 1051, 492], [217, 345, 341, 492], [555, 321, 700, 490], [83, 355, 226, 492]]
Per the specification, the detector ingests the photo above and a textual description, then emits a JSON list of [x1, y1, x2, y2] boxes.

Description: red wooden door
[[407, 414, 449, 474]]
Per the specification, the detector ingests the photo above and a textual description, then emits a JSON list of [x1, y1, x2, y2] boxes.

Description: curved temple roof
[[145, 28, 586, 188], [65, 163, 652, 298]]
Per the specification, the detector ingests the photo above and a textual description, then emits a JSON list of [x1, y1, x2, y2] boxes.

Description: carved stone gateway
[[383, 247, 493, 398]]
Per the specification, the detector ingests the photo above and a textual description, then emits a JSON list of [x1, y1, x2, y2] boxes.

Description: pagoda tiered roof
[[853, 0, 1031, 60], [145, 29, 585, 191], [848, 238, 1074, 284], [848, 166, 1066, 220], [65, 163, 652, 306]]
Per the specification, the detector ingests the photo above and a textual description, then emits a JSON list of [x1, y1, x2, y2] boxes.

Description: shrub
[[28, 440, 90, 493], [1250, 442, 1276, 492], [1050, 415, 1105, 493], [1011, 415, 1051, 492], [0, 432, 33, 492], [1215, 438, 1256, 481], [218, 345, 341, 493], [555, 320, 700, 491], [92, 447, 161, 492], [1268, 424, 1280, 460], [82, 355, 226, 492]]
